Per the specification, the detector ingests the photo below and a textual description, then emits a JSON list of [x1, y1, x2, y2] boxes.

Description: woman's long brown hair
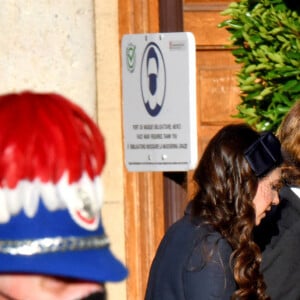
[[191, 124, 269, 299]]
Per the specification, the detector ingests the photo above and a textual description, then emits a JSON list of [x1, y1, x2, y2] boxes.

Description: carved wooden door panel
[[184, 0, 242, 157], [183, 0, 243, 197]]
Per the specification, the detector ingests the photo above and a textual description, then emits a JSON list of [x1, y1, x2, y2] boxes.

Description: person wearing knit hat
[[0, 91, 127, 300]]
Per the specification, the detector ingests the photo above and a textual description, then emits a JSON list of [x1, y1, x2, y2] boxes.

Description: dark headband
[[244, 131, 282, 177]]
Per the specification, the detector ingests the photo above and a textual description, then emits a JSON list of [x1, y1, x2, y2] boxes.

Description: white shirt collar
[[291, 187, 300, 198]]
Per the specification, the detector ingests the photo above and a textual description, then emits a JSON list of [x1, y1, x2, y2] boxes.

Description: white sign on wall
[[121, 32, 197, 172]]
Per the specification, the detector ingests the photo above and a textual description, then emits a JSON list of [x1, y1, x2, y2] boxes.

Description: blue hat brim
[[0, 247, 128, 282], [0, 202, 128, 282]]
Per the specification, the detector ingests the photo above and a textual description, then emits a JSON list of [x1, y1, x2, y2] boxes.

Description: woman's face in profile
[[252, 167, 281, 225]]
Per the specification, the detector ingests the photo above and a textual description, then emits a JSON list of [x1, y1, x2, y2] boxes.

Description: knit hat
[[0, 91, 128, 282]]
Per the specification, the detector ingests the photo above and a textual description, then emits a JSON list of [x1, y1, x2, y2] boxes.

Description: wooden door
[[183, 0, 243, 197], [118, 1, 243, 298], [163, 0, 244, 231], [184, 0, 242, 160]]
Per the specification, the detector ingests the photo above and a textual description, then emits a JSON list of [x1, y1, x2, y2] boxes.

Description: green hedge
[[218, 0, 300, 132]]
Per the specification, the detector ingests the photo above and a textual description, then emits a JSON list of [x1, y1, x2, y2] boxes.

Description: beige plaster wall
[[0, 0, 97, 117], [94, 0, 127, 299], [0, 0, 127, 298]]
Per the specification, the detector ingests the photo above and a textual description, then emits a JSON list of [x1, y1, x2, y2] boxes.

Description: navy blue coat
[[260, 186, 300, 300], [145, 204, 236, 300]]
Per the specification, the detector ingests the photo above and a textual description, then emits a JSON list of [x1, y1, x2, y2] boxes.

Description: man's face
[[0, 274, 105, 300]]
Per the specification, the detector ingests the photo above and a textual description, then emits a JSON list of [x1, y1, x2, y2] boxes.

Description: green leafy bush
[[219, 0, 300, 132]]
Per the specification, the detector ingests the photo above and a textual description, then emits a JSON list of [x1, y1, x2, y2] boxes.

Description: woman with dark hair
[[145, 123, 282, 300]]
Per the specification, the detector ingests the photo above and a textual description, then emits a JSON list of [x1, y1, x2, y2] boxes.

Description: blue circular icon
[[140, 42, 166, 117]]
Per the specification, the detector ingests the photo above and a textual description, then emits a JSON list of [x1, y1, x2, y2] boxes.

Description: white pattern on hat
[[0, 171, 103, 231]]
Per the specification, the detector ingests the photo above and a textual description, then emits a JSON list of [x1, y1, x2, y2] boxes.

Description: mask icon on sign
[[147, 47, 159, 96], [141, 42, 166, 117]]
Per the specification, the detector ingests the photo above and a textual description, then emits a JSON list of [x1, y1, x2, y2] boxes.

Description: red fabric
[[0, 91, 105, 188]]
